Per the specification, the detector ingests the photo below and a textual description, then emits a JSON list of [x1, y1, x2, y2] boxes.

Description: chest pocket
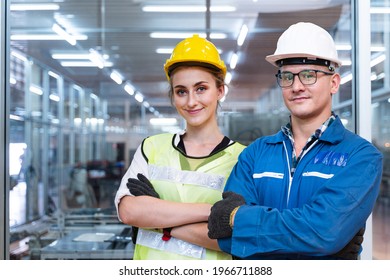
[[252, 172, 286, 206]]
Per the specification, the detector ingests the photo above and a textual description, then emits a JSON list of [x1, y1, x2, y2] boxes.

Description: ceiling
[[9, 0, 351, 120]]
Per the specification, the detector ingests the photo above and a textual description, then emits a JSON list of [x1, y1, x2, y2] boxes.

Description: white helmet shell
[[266, 22, 342, 68]]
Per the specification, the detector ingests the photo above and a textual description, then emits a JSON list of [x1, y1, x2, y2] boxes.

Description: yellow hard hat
[[164, 34, 227, 80]]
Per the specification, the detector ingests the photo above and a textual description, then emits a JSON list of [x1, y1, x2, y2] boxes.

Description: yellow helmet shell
[[164, 34, 227, 80]]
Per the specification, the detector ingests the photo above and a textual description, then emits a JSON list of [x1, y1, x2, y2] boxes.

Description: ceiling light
[[52, 23, 76, 46], [150, 32, 226, 39], [370, 54, 386, 67], [142, 5, 235, 13], [48, 71, 60, 79], [11, 34, 87, 41], [143, 101, 150, 108], [229, 53, 238, 69], [225, 72, 232, 84], [237, 24, 248, 47], [89, 49, 105, 69], [29, 84, 43, 95], [340, 73, 353, 85], [52, 53, 91, 60], [370, 7, 390, 14], [10, 3, 60, 11], [60, 61, 113, 67], [336, 44, 352, 51], [135, 93, 144, 103], [49, 94, 60, 102], [156, 48, 174, 54], [124, 83, 135, 95], [110, 71, 123, 85], [11, 51, 27, 62]]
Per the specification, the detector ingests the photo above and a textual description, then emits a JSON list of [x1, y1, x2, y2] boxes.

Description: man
[[208, 22, 383, 259]]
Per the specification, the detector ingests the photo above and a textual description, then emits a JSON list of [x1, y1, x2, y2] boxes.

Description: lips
[[186, 108, 203, 114], [291, 96, 309, 102]]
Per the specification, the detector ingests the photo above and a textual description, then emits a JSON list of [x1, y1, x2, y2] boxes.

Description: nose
[[187, 91, 198, 107], [291, 74, 305, 92]]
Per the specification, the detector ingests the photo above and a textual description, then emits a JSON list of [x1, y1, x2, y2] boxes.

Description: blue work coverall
[[218, 116, 383, 259]]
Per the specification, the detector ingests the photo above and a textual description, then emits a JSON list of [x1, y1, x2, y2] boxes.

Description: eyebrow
[[173, 80, 209, 89]]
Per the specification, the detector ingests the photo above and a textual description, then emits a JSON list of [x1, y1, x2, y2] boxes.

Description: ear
[[217, 85, 225, 100], [330, 73, 341, 95]]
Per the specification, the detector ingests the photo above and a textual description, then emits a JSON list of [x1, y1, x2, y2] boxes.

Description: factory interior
[[1, 0, 390, 260]]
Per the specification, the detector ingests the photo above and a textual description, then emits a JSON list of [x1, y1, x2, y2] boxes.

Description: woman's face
[[170, 66, 224, 128]]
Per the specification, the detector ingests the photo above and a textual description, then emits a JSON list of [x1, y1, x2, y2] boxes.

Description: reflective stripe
[[303, 171, 334, 179], [136, 228, 205, 259], [253, 172, 284, 179], [149, 164, 226, 191]]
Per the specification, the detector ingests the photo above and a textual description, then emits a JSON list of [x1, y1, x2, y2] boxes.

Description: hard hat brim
[[266, 53, 342, 68]]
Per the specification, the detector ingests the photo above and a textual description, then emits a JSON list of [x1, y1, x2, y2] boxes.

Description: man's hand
[[126, 173, 160, 198], [208, 191, 245, 239], [332, 227, 365, 259]]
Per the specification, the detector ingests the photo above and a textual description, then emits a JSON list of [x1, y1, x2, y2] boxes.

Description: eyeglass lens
[[276, 70, 318, 88]]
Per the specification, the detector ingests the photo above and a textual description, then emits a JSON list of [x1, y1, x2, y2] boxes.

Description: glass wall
[[371, 0, 390, 260]]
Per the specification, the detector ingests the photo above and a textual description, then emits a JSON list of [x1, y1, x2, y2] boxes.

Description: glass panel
[[371, 0, 390, 260]]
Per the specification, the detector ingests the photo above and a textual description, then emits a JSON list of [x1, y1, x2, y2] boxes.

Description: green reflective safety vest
[[133, 133, 245, 260]]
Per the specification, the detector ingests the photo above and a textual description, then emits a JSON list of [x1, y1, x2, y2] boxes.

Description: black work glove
[[126, 173, 159, 244], [332, 227, 365, 260], [208, 191, 245, 239], [126, 173, 160, 198]]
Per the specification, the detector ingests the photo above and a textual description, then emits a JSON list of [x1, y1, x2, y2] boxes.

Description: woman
[[114, 34, 246, 260]]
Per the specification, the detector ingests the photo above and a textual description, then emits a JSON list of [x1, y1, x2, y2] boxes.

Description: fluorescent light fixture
[[90, 94, 99, 101], [110, 71, 123, 85], [149, 107, 155, 113], [49, 94, 60, 102], [124, 83, 135, 95], [371, 46, 386, 52], [336, 44, 352, 51], [370, 7, 390, 14], [11, 34, 87, 41], [143, 101, 150, 108], [341, 60, 352, 66], [377, 72, 385, 80], [135, 92, 144, 103], [237, 24, 248, 47], [11, 50, 27, 62], [225, 72, 232, 84], [229, 53, 238, 69], [89, 49, 105, 69], [29, 84, 43, 95], [150, 32, 226, 39], [48, 71, 60, 79], [156, 48, 174, 54], [10, 3, 60, 11], [60, 61, 113, 67], [142, 5, 235, 13], [52, 23, 77, 46], [52, 53, 91, 59], [150, 118, 177, 126], [370, 54, 386, 67], [340, 73, 353, 85]]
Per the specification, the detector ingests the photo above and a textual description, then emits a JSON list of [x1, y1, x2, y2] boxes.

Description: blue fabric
[[218, 116, 383, 259]]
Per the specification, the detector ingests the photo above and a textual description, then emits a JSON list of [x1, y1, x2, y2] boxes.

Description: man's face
[[279, 64, 340, 122]]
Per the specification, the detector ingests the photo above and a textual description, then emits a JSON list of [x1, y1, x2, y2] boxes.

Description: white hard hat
[[265, 22, 342, 69]]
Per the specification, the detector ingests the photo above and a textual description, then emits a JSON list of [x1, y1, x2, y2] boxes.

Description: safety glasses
[[275, 69, 334, 88]]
